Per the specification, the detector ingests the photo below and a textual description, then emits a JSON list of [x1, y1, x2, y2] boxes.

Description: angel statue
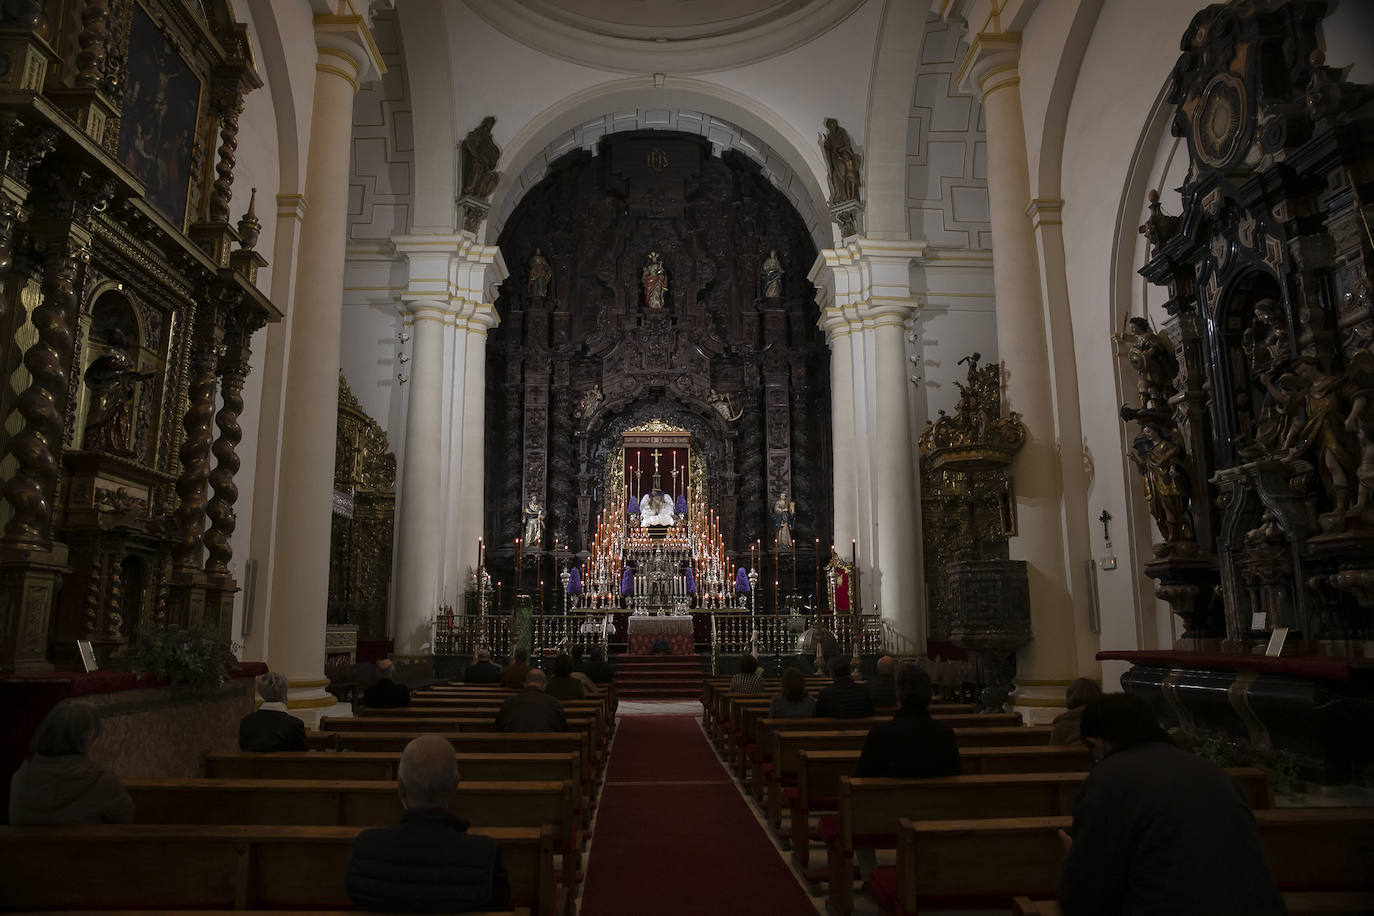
[[1123, 316, 1178, 409], [1127, 421, 1194, 553], [709, 388, 743, 422]]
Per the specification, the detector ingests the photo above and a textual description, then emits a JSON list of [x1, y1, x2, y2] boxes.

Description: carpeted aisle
[[580, 716, 817, 915]]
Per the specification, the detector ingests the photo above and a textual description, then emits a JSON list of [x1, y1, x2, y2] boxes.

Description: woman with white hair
[[9, 699, 134, 824], [238, 671, 308, 752]]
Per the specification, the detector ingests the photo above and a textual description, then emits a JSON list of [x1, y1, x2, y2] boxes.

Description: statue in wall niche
[[642, 251, 668, 310], [772, 493, 795, 550], [761, 250, 783, 299], [1283, 352, 1373, 524], [1125, 418, 1195, 554], [461, 116, 500, 200], [82, 330, 153, 454], [522, 498, 545, 545], [709, 388, 742, 422], [821, 118, 861, 203], [1123, 316, 1179, 410], [526, 248, 551, 298]]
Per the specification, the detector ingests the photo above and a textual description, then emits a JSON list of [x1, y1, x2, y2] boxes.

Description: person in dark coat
[[347, 734, 509, 913], [239, 671, 308, 752], [866, 655, 898, 708], [499, 647, 531, 690], [580, 645, 614, 685], [362, 658, 411, 708], [1057, 694, 1284, 916], [547, 653, 591, 700], [855, 662, 960, 778], [815, 657, 876, 719], [8, 699, 134, 825], [1049, 677, 1102, 746], [462, 648, 502, 685], [494, 669, 567, 732]]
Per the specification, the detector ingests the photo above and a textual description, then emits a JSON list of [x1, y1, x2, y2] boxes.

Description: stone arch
[[487, 78, 834, 252]]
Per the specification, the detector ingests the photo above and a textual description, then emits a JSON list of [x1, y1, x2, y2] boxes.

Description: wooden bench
[[203, 750, 579, 787], [1013, 892, 1374, 915], [321, 714, 605, 762], [305, 729, 593, 778], [821, 768, 1270, 914], [873, 808, 1374, 915], [0, 823, 556, 915]]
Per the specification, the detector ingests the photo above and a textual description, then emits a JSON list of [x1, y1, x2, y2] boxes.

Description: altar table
[[626, 615, 695, 655]]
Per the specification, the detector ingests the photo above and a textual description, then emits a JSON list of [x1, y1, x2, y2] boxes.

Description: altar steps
[[613, 654, 705, 700]]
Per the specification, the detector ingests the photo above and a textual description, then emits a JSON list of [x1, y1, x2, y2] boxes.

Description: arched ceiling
[[463, 0, 867, 74]]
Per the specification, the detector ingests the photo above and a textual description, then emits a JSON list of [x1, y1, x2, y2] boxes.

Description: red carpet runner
[[580, 715, 817, 915]]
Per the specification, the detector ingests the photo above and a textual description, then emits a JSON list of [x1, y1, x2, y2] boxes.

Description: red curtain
[[623, 446, 688, 502]]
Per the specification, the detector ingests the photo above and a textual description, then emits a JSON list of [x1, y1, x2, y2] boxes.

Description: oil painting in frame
[[116, 1, 203, 229]]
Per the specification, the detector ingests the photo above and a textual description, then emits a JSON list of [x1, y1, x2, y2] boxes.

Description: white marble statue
[[639, 488, 676, 527]]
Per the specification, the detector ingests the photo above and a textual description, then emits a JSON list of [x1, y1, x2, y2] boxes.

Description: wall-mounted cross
[[1099, 509, 1113, 542]]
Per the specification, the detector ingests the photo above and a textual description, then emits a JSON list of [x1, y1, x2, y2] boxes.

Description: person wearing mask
[[9, 699, 134, 825]]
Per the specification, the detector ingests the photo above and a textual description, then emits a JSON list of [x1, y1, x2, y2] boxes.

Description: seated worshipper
[[1050, 677, 1102, 746], [1058, 693, 1284, 916], [347, 735, 510, 913], [9, 699, 134, 825], [500, 647, 531, 689], [547, 653, 593, 701], [866, 655, 897, 707], [730, 654, 766, 693], [639, 488, 676, 527], [579, 644, 614, 685], [769, 666, 816, 718], [815, 657, 876, 719], [494, 669, 567, 732], [568, 646, 600, 696], [855, 662, 959, 778], [239, 671, 308, 752], [362, 658, 412, 708], [462, 647, 502, 685]]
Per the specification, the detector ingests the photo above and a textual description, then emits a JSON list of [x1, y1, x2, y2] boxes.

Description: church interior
[[2, 0, 1373, 912]]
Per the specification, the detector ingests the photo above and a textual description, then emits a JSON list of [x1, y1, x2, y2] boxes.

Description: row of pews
[[1, 683, 615, 915], [700, 675, 1374, 915]]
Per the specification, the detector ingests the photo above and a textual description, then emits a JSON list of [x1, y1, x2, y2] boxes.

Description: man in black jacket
[[1058, 694, 1283, 916], [579, 644, 614, 684], [855, 662, 959, 778], [462, 648, 502, 684], [239, 672, 307, 752], [347, 734, 509, 913], [495, 669, 566, 732], [362, 658, 411, 708], [866, 655, 898, 708], [815, 657, 876, 719]]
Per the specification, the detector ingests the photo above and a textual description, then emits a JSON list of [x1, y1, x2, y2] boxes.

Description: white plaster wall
[[348, 11, 414, 241]]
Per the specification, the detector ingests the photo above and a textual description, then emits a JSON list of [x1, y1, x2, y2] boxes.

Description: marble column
[[958, 33, 1084, 718], [811, 241, 925, 646], [392, 298, 447, 654], [264, 15, 383, 722]]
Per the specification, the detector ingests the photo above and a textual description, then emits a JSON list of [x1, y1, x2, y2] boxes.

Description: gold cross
[[651, 449, 662, 473]]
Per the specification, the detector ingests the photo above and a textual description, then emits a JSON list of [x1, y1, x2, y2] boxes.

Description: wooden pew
[[878, 808, 1374, 916], [0, 823, 557, 916], [126, 777, 579, 899], [321, 714, 605, 761], [821, 768, 1271, 913], [203, 750, 579, 786], [1013, 892, 1374, 915]]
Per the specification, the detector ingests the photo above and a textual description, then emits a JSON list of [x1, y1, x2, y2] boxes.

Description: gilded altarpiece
[[328, 375, 395, 640], [1127, 0, 1374, 650], [0, 0, 277, 671]]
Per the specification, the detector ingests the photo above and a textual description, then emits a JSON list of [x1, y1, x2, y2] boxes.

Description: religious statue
[[1127, 421, 1194, 553], [461, 116, 500, 200], [574, 383, 603, 420], [639, 488, 675, 527], [772, 493, 795, 550], [1123, 316, 1178, 409], [522, 498, 545, 545], [709, 388, 742, 422], [761, 250, 783, 299], [1283, 355, 1368, 522], [642, 251, 668, 309], [82, 330, 153, 453], [820, 117, 861, 203], [526, 248, 551, 298], [1239, 299, 1297, 458]]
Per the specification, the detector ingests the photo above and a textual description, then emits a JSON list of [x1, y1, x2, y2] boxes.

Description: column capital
[[954, 31, 1021, 101], [314, 12, 387, 90], [1026, 198, 1064, 232], [809, 238, 924, 344]]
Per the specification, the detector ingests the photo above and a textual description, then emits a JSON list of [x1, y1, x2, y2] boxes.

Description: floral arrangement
[[122, 625, 240, 693]]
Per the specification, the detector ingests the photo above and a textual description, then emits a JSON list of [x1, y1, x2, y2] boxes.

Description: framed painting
[[116, 2, 203, 229]]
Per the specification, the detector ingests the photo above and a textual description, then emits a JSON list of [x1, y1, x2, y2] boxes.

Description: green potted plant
[[123, 625, 240, 693]]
